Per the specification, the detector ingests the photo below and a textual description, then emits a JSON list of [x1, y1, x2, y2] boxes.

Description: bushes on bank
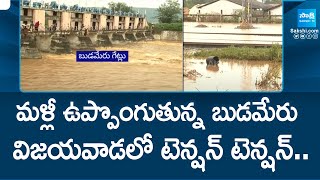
[[190, 44, 282, 61], [153, 23, 182, 33]]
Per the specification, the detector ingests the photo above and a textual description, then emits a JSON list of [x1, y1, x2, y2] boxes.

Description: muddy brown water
[[184, 22, 282, 45], [21, 41, 182, 91], [184, 58, 282, 92]]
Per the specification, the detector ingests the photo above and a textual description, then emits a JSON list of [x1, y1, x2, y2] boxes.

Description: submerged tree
[[108, 2, 134, 13], [157, 0, 181, 23]]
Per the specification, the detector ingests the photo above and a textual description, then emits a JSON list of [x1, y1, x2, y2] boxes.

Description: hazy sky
[[37, 0, 183, 8]]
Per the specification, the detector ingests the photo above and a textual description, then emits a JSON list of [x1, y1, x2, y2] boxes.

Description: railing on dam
[[21, 1, 146, 18]]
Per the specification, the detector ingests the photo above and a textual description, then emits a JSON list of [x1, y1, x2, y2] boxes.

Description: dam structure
[[20, 1, 154, 58]]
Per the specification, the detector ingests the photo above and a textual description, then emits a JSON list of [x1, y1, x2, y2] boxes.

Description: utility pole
[[239, 0, 254, 29]]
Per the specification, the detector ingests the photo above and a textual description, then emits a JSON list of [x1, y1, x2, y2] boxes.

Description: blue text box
[[76, 51, 129, 62]]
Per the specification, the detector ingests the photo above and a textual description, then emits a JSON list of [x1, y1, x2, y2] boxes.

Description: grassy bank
[[153, 23, 182, 33], [188, 45, 282, 61]]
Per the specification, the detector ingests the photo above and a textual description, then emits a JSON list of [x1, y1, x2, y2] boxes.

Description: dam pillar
[[77, 35, 95, 50], [97, 33, 112, 46], [61, 11, 71, 31], [112, 32, 125, 42], [125, 31, 137, 41], [33, 9, 45, 31], [145, 31, 154, 39], [142, 18, 147, 29], [113, 16, 119, 30], [21, 34, 42, 59], [99, 15, 107, 30], [50, 34, 72, 54], [124, 16, 130, 30], [136, 31, 146, 40], [134, 17, 139, 29], [83, 13, 91, 29]]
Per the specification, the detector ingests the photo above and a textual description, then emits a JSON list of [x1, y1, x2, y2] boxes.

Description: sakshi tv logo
[[298, 9, 316, 27], [290, 9, 319, 40], [0, 0, 10, 10]]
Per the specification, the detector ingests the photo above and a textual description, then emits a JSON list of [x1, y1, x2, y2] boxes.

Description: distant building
[[267, 4, 282, 17], [189, 0, 271, 15], [189, 4, 204, 15]]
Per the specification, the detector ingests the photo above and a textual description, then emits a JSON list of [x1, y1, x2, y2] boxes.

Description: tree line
[[108, 0, 181, 23]]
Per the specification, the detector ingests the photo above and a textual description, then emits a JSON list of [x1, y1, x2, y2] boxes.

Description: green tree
[[157, 0, 182, 23], [108, 2, 134, 13]]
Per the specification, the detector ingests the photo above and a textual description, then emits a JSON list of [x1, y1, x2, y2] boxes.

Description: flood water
[[21, 41, 182, 91], [184, 58, 282, 92], [184, 22, 282, 34], [184, 22, 282, 45]]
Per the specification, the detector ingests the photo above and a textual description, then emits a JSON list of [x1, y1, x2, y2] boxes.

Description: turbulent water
[[21, 41, 183, 91], [184, 58, 282, 92]]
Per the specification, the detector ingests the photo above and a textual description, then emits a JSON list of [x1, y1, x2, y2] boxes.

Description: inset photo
[[20, 0, 183, 92], [183, 0, 282, 92]]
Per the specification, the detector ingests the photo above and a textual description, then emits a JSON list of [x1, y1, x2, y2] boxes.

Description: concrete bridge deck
[[24, 29, 152, 36], [21, 29, 155, 58]]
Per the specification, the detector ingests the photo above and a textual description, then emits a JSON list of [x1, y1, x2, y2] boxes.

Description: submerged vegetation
[[256, 62, 282, 91], [185, 45, 283, 91], [189, 44, 282, 61]]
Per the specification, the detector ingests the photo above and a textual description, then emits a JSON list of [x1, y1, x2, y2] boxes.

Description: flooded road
[[21, 41, 182, 91], [184, 58, 282, 92], [184, 22, 282, 34], [184, 22, 282, 46]]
